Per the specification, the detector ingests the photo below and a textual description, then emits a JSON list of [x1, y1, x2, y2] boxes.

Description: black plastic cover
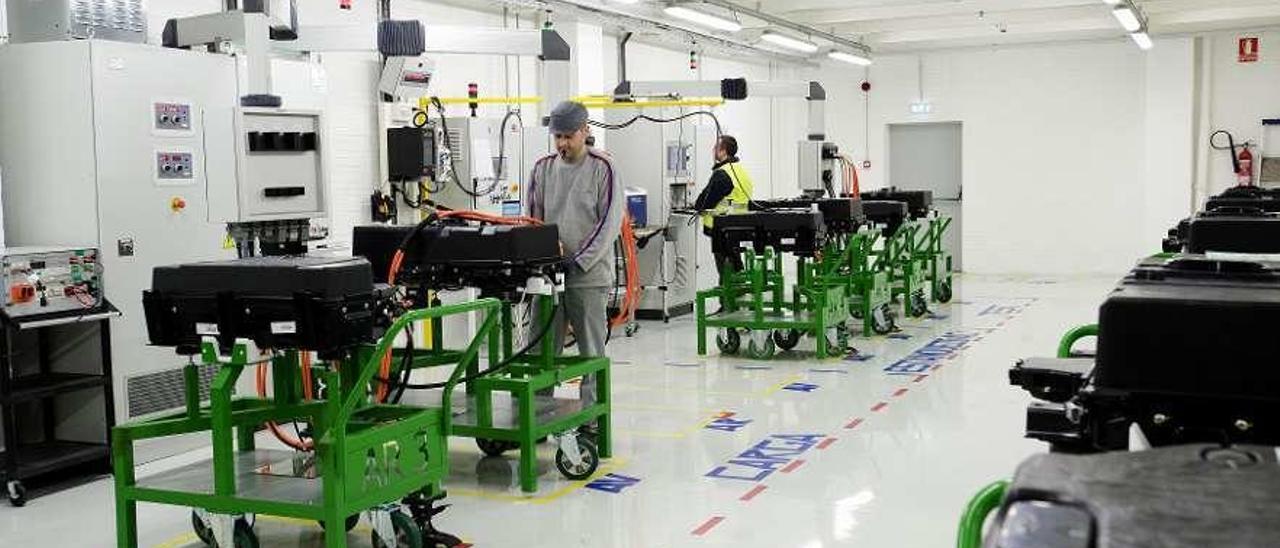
[[750, 197, 865, 233], [861, 188, 933, 218], [1186, 211, 1280, 253], [862, 200, 909, 235], [143, 256, 376, 356], [352, 224, 562, 293], [711, 211, 826, 257], [988, 445, 1280, 548]]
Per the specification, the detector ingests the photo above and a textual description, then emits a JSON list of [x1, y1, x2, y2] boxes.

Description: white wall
[[1199, 28, 1280, 198]]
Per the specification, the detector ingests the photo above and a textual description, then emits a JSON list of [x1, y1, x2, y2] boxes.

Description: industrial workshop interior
[[1, 0, 1279, 547]]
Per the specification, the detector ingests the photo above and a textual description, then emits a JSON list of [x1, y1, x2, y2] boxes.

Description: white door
[[889, 122, 962, 270]]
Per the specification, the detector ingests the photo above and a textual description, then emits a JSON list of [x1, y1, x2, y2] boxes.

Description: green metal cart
[[112, 299, 499, 548]]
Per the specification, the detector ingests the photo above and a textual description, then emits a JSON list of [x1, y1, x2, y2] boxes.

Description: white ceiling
[[733, 0, 1280, 52]]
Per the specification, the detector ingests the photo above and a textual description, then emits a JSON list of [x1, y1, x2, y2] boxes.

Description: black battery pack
[[712, 211, 826, 257], [750, 197, 865, 233], [143, 256, 377, 356], [352, 223, 562, 293], [861, 200, 909, 236], [860, 188, 932, 219], [986, 445, 1280, 548], [1186, 209, 1280, 253]]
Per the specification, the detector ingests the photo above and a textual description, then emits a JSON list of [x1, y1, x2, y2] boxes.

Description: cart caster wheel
[[825, 325, 850, 354], [192, 511, 213, 545], [475, 438, 518, 457], [851, 307, 864, 320], [744, 334, 776, 360], [872, 305, 895, 335], [555, 437, 600, 480], [716, 328, 741, 355], [935, 282, 953, 303], [425, 530, 465, 548], [908, 292, 928, 318], [772, 329, 801, 351], [6, 480, 26, 507], [230, 519, 259, 548], [372, 511, 424, 548], [625, 323, 640, 337], [318, 514, 361, 532]]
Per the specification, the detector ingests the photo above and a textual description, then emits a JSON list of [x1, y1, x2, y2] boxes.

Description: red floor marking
[[781, 459, 806, 473], [817, 437, 837, 450], [844, 418, 864, 429], [692, 516, 726, 536], [871, 402, 889, 412], [892, 388, 909, 397], [740, 485, 768, 501], [913, 375, 929, 383]]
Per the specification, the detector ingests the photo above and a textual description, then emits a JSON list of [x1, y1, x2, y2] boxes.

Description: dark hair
[[717, 135, 739, 158]]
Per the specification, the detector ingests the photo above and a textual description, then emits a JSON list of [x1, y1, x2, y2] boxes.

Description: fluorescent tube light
[[761, 31, 818, 53], [663, 6, 743, 32], [828, 50, 872, 66], [1112, 7, 1141, 32], [1130, 31, 1153, 50]]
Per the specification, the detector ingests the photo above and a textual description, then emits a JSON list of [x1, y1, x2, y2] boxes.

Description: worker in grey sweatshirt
[[526, 101, 624, 403]]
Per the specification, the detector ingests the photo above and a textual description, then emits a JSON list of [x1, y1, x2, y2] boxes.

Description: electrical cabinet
[[4, 0, 146, 44], [0, 40, 326, 440], [604, 107, 714, 320], [434, 116, 529, 216]]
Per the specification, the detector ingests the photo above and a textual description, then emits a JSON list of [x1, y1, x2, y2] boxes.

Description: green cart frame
[[696, 247, 850, 360], [422, 295, 613, 494], [820, 227, 895, 337], [112, 299, 500, 548], [956, 480, 1009, 548], [916, 215, 954, 304], [874, 219, 931, 319]]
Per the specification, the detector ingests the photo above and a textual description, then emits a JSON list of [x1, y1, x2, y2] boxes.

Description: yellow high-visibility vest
[[703, 161, 754, 229]]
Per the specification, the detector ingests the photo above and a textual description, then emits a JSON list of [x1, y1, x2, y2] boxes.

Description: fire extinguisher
[[1238, 144, 1255, 186], [1211, 130, 1256, 187]]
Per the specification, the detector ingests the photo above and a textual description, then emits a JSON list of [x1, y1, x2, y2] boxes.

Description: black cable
[[1211, 130, 1242, 175], [588, 110, 723, 139]]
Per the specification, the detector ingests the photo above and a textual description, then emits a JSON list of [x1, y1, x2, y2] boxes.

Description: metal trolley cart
[[354, 220, 612, 494], [695, 210, 850, 360], [754, 197, 895, 337], [113, 256, 481, 548]]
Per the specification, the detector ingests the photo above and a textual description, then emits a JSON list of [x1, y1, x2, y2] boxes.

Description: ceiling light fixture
[[663, 6, 743, 32], [1111, 7, 1141, 32], [828, 50, 872, 66], [761, 31, 818, 53], [1130, 31, 1153, 50]]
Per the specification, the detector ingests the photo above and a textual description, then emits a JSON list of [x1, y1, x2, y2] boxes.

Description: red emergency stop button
[[171, 197, 187, 212]]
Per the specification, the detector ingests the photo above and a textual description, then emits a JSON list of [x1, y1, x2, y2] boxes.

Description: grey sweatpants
[[536, 286, 609, 401]]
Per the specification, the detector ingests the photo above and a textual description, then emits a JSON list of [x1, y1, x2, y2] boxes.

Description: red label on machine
[[1240, 37, 1260, 63]]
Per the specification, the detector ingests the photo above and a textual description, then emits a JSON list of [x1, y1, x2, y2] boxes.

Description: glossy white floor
[[0, 274, 1119, 547]]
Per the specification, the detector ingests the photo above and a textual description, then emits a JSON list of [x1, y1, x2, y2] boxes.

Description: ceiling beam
[[823, 5, 1108, 34]]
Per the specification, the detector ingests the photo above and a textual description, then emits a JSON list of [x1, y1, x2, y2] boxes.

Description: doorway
[[888, 122, 963, 271]]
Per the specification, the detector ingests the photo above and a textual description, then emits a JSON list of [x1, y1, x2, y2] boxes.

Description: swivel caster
[[555, 433, 600, 480], [192, 511, 257, 548], [716, 328, 741, 355], [935, 281, 953, 303], [772, 329, 801, 351], [625, 323, 640, 337], [744, 331, 777, 360], [372, 510, 423, 548], [6, 480, 25, 507], [908, 291, 929, 318], [403, 491, 465, 548], [872, 305, 896, 335]]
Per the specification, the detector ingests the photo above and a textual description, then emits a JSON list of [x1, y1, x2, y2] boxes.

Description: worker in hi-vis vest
[[694, 135, 754, 280]]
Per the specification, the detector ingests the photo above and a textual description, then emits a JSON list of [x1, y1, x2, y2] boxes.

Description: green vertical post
[[517, 387, 538, 493], [112, 428, 138, 548], [596, 363, 612, 459], [321, 368, 348, 548], [695, 294, 707, 355], [209, 364, 243, 497]]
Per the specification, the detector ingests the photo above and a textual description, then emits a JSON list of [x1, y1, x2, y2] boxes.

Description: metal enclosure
[[4, 0, 146, 44], [0, 40, 321, 430], [604, 107, 714, 319], [435, 116, 529, 216]]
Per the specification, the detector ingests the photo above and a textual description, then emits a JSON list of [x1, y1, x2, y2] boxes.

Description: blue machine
[[626, 187, 648, 227]]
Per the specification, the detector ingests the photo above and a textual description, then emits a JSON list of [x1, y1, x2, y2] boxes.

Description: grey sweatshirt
[[526, 148, 625, 288]]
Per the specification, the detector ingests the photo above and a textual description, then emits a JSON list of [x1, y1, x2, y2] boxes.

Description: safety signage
[[1240, 37, 1260, 63]]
